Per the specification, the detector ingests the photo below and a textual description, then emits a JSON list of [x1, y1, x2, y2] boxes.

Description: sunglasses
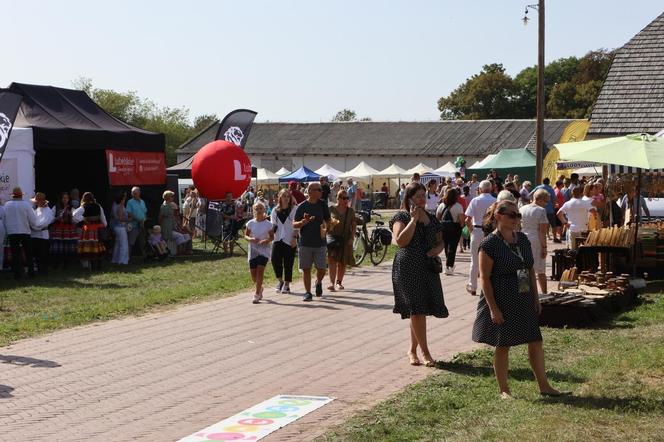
[[499, 211, 522, 219], [309, 188, 322, 192], [338, 196, 349, 200]]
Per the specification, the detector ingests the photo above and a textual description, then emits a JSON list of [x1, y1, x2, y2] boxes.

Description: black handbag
[[326, 234, 343, 249], [327, 209, 349, 250], [425, 255, 443, 274]]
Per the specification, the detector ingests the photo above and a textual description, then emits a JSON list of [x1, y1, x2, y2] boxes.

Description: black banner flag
[[0, 90, 22, 163], [214, 109, 257, 149]]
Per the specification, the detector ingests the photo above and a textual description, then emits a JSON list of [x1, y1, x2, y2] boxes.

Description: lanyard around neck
[[496, 230, 525, 265]]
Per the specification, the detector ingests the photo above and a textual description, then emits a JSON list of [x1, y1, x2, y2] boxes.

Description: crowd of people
[[1, 185, 193, 280], [234, 177, 361, 304]]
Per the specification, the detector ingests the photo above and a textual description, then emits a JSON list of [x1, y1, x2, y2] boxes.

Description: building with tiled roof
[[175, 119, 577, 172], [589, 12, 664, 136]]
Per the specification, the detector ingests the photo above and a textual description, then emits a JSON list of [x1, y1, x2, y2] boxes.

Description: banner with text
[[106, 150, 166, 186], [0, 91, 23, 163], [0, 158, 18, 202]]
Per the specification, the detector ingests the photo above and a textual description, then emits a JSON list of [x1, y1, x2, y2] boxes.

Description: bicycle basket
[[358, 210, 371, 224], [377, 228, 392, 245]]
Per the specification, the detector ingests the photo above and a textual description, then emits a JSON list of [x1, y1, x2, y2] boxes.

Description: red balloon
[[192, 140, 252, 199]]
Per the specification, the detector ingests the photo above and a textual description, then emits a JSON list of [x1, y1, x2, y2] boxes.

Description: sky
[[2, 0, 663, 123]]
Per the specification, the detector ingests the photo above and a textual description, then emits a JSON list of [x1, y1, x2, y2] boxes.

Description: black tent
[[9, 83, 166, 220]]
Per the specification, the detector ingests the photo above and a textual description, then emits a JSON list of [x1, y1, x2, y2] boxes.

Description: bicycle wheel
[[353, 231, 367, 265], [369, 233, 389, 266]]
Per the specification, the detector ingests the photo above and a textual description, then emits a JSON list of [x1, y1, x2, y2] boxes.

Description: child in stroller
[[147, 225, 169, 261]]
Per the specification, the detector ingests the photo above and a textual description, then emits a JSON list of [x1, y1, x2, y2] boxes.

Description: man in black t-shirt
[[293, 182, 331, 301], [320, 176, 331, 203]]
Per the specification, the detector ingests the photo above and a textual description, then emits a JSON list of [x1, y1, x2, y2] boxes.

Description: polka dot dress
[[472, 232, 542, 346], [390, 211, 449, 320]]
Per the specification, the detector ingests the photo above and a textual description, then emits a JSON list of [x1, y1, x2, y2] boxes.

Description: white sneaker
[[275, 281, 284, 293], [445, 267, 453, 276], [282, 284, 291, 294]]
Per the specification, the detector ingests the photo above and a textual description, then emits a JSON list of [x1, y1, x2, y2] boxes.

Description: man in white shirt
[[30, 192, 55, 275], [557, 186, 596, 250], [467, 174, 480, 203], [464, 180, 496, 295], [4, 187, 40, 279]]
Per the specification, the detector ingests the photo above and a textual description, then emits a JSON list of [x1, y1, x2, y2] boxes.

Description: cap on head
[[11, 187, 23, 198]]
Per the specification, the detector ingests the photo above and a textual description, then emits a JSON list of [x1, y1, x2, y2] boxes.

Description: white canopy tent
[[339, 161, 380, 181], [315, 164, 344, 180], [275, 167, 291, 176], [1, 127, 35, 203], [406, 163, 434, 175], [376, 164, 409, 177], [434, 161, 458, 177], [255, 167, 281, 184]]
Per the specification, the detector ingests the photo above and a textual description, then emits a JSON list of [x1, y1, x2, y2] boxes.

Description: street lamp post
[[523, 0, 545, 184]]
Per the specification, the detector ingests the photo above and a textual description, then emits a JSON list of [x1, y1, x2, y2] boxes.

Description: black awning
[[9, 82, 164, 152]]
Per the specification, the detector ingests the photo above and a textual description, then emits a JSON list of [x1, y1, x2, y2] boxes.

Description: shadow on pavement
[[263, 300, 341, 310], [0, 355, 62, 368], [0, 385, 14, 398], [320, 297, 392, 311]]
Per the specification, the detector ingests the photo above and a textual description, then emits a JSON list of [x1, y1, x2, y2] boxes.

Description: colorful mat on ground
[[178, 395, 334, 441]]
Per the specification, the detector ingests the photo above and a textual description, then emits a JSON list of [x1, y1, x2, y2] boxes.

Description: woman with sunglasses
[[472, 200, 565, 398]]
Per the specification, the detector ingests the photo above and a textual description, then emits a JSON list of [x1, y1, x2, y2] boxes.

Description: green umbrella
[[555, 133, 664, 169]]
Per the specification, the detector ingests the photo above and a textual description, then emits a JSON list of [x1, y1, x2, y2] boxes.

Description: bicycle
[[353, 211, 391, 266]]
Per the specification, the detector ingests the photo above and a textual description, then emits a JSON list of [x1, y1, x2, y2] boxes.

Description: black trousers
[[272, 240, 295, 282], [31, 238, 50, 275], [444, 227, 462, 268], [9, 234, 33, 278]]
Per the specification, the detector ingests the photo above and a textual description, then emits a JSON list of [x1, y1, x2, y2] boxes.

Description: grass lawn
[[0, 219, 395, 347], [321, 288, 664, 442]]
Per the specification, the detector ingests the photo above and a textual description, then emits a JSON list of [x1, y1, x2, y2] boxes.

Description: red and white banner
[[106, 150, 166, 186]]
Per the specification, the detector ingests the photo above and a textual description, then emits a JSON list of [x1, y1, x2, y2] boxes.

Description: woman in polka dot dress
[[472, 200, 567, 398], [390, 182, 448, 367]]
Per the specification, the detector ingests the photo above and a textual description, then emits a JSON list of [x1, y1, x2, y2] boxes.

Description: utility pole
[[523, 2, 545, 184], [536, 0, 545, 184]]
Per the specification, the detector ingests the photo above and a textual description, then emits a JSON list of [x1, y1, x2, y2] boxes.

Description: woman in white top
[[182, 190, 201, 238], [270, 189, 296, 294], [519, 189, 549, 294], [436, 188, 465, 275], [425, 180, 440, 215], [245, 201, 274, 304]]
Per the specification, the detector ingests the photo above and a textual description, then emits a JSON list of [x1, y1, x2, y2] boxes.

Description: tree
[[438, 64, 519, 119], [332, 109, 357, 122], [193, 114, 219, 132], [437, 49, 615, 120], [72, 78, 212, 165]]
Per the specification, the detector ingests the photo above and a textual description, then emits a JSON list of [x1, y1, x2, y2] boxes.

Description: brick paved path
[[0, 241, 553, 441]]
